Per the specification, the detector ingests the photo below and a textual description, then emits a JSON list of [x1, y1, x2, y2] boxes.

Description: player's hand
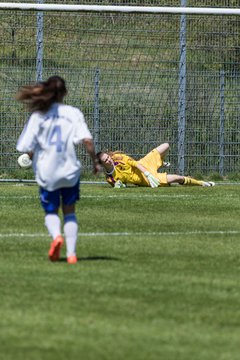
[[93, 162, 101, 174], [144, 171, 160, 188], [114, 180, 126, 188]]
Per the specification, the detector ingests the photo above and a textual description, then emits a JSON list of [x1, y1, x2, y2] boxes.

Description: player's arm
[[135, 161, 160, 188], [82, 138, 101, 174], [16, 116, 38, 168], [16, 115, 38, 153], [106, 176, 116, 187], [126, 158, 159, 188]]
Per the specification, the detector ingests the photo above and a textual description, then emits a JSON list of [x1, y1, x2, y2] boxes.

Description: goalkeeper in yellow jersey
[[97, 143, 215, 188]]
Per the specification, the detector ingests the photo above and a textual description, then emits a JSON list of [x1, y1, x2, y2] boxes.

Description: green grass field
[[0, 183, 240, 360]]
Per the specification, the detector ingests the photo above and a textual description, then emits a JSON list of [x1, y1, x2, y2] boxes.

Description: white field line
[[0, 193, 236, 200], [0, 230, 239, 238]]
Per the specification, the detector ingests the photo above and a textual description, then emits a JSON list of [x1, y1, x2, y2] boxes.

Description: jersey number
[[48, 125, 64, 152]]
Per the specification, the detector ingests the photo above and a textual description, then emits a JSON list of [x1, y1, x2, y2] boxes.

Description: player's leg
[[155, 143, 170, 168], [166, 174, 214, 186], [138, 148, 164, 173], [155, 143, 169, 159], [62, 204, 78, 264], [138, 143, 170, 177], [61, 181, 80, 264], [40, 187, 64, 261]]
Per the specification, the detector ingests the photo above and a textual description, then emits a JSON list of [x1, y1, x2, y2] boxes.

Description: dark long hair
[[16, 75, 67, 113]]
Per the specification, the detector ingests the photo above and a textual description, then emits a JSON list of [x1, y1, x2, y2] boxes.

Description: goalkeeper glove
[[144, 171, 160, 188], [114, 180, 126, 188]]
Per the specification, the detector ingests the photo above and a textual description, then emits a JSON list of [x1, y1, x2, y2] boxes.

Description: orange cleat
[[48, 235, 64, 262], [67, 255, 78, 264]]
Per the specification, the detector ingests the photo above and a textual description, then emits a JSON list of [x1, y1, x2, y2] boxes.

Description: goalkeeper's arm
[[136, 163, 160, 188]]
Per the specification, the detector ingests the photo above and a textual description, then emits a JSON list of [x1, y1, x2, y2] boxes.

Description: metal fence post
[[178, 0, 187, 175], [36, 0, 44, 82], [219, 69, 225, 176], [94, 68, 100, 152]]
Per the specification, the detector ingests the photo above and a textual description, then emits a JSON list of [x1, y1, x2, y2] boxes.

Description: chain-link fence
[[0, 1, 239, 178]]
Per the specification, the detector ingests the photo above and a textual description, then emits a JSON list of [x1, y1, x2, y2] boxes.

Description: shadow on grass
[[59, 255, 121, 262]]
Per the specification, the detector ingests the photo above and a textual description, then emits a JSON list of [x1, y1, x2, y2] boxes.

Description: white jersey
[[16, 103, 92, 191]]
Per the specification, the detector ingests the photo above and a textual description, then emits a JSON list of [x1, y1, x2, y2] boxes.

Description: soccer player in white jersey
[[16, 76, 100, 264]]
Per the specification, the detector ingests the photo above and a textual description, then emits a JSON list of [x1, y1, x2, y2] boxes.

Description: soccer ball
[[17, 153, 32, 169]]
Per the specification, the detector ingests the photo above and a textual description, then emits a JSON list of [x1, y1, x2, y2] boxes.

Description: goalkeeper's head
[[97, 152, 114, 173]]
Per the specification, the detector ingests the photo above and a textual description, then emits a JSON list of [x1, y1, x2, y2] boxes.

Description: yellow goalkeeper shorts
[[137, 148, 168, 186]]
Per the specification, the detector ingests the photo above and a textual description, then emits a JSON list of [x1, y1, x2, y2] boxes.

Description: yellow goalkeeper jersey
[[106, 153, 149, 187], [105, 149, 168, 187]]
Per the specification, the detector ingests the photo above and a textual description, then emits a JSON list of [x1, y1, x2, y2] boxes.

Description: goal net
[[0, 1, 239, 179]]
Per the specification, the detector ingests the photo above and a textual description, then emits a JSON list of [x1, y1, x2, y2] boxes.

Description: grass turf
[[0, 183, 240, 360]]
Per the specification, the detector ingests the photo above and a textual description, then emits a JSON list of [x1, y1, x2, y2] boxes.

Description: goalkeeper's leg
[[182, 176, 204, 186], [166, 174, 212, 186], [156, 143, 170, 160]]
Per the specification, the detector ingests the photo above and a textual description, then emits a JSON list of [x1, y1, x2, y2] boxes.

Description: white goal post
[[0, 3, 239, 15], [0, 2, 239, 181]]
